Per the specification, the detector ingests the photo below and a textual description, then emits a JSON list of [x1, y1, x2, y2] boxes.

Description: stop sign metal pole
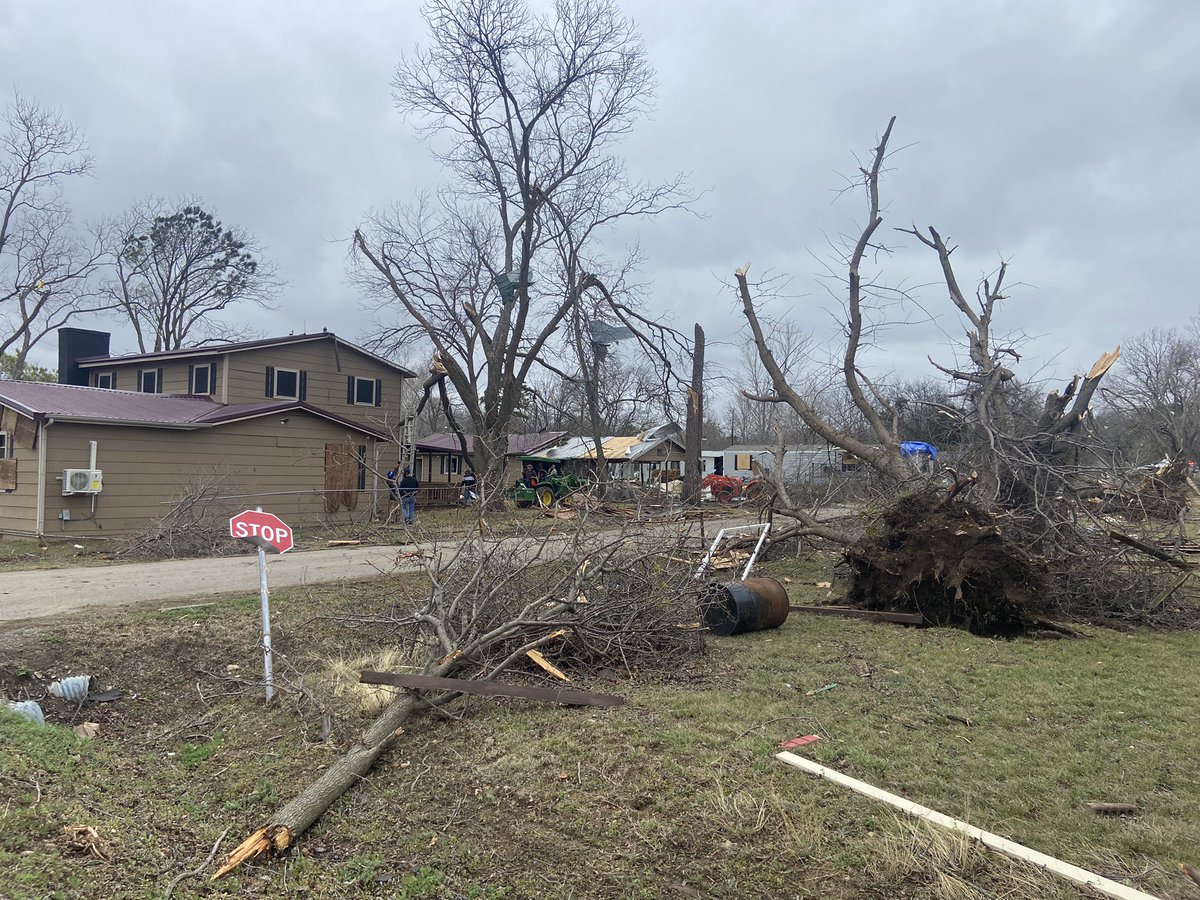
[[255, 506, 275, 703]]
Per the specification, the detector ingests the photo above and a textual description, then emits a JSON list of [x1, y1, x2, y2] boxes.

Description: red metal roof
[[0, 381, 388, 438], [414, 431, 567, 456]]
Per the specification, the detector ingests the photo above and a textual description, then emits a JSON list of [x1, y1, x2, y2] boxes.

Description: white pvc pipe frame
[[693, 522, 771, 581], [775, 752, 1160, 900]]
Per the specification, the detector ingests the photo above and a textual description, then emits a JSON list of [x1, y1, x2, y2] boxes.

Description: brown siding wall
[[91, 360, 216, 396], [39, 415, 382, 536], [85, 341, 408, 432], [223, 344, 406, 424]]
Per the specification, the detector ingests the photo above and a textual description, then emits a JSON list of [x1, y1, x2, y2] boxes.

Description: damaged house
[[0, 329, 413, 537]]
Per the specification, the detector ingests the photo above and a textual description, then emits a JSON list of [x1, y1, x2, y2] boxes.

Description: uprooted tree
[[737, 116, 1190, 633], [353, 0, 688, 507], [213, 516, 705, 877]]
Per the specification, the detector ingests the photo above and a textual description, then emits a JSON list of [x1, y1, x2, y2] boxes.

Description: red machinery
[[702, 474, 766, 503]]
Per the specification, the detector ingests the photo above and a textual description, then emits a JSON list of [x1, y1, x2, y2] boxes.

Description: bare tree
[[353, 0, 687, 505], [108, 197, 278, 352], [738, 120, 912, 494], [1101, 324, 1200, 463], [0, 91, 108, 376]]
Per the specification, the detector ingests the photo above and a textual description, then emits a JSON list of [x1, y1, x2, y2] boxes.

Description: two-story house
[[0, 328, 414, 538]]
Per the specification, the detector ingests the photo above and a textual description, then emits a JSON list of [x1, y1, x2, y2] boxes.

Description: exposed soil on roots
[[843, 491, 1050, 636]]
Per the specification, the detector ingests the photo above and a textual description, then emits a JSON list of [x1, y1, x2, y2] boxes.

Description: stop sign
[[229, 509, 294, 553]]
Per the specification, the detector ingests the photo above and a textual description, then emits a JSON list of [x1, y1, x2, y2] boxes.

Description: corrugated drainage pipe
[[702, 577, 790, 636]]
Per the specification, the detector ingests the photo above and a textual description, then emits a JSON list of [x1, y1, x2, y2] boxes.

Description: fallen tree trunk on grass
[[214, 679, 455, 878]]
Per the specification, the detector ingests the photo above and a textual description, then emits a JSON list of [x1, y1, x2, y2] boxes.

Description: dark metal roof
[[414, 431, 567, 456], [198, 401, 390, 439], [0, 381, 388, 439], [0, 381, 219, 424], [75, 332, 418, 378]]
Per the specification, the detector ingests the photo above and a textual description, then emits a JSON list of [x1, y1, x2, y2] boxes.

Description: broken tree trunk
[[682, 323, 705, 506], [214, 674, 453, 879]]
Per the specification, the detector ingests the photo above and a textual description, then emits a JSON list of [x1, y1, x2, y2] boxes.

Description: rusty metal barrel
[[702, 577, 790, 636]]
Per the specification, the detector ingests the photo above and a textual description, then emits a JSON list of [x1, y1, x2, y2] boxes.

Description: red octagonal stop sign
[[229, 509, 294, 553]]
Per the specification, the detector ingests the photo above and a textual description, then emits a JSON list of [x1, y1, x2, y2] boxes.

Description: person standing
[[385, 465, 401, 503], [398, 467, 420, 525], [460, 468, 478, 505]]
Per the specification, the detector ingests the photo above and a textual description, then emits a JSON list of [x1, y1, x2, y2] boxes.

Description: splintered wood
[[526, 649, 570, 681], [708, 550, 750, 571], [212, 826, 292, 880]]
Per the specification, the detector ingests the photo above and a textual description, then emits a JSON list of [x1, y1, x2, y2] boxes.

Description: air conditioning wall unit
[[62, 468, 103, 495]]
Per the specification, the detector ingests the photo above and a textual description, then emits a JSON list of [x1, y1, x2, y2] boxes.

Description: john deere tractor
[[506, 456, 587, 508]]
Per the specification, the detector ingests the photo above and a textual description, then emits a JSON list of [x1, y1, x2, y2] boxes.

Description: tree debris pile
[[838, 487, 1200, 632], [1091, 459, 1191, 521], [213, 522, 707, 880], [115, 471, 249, 560], [842, 490, 1048, 635]]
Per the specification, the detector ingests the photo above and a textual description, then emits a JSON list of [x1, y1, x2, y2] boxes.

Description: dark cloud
[[4, 1, 1197, 394]]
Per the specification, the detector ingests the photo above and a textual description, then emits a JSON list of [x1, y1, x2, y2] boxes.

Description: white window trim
[[190, 365, 212, 396], [439, 454, 461, 476], [273, 367, 301, 400], [352, 376, 377, 406], [95, 372, 114, 389], [0, 431, 11, 459], [139, 370, 160, 394]]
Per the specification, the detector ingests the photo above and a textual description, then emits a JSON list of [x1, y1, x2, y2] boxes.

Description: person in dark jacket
[[398, 467, 420, 525], [385, 466, 401, 503], [460, 469, 478, 505]]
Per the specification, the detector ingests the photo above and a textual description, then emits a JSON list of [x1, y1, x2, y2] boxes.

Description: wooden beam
[[789, 605, 925, 625], [776, 752, 1159, 900], [359, 671, 626, 708]]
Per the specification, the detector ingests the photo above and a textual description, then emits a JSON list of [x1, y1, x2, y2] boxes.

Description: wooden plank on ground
[[789, 605, 925, 625], [359, 671, 625, 708]]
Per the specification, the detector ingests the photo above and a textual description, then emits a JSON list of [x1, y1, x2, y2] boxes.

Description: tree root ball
[[843, 491, 1050, 635]]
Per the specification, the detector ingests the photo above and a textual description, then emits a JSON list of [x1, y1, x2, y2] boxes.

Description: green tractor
[[506, 455, 587, 508]]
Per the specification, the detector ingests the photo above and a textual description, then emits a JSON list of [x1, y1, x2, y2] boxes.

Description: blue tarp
[[899, 441, 939, 459]]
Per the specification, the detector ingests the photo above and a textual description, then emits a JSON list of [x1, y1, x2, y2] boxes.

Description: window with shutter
[[138, 369, 161, 393], [351, 376, 378, 405], [273, 368, 300, 400]]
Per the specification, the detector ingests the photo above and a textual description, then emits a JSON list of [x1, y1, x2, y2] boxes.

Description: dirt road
[[0, 544, 409, 623], [0, 505, 857, 624]]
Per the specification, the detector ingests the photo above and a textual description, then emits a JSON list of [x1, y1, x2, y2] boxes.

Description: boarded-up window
[[0, 430, 14, 489], [324, 442, 359, 513], [13, 414, 36, 450], [734, 453, 752, 471]]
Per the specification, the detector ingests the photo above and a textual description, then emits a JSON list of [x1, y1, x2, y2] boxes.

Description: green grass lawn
[[1, 555, 1197, 898]]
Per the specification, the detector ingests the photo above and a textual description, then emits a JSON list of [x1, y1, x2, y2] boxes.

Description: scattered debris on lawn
[[779, 734, 821, 750], [7, 699, 44, 724], [700, 577, 789, 636], [49, 674, 93, 701], [1179, 862, 1200, 889], [73, 721, 101, 739], [1086, 802, 1138, 816], [805, 683, 838, 697], [789, 605, 925, 626], [60, 824, 113, 863]]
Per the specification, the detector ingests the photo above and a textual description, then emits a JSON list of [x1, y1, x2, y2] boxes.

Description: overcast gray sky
[[4, 1, 1197, 397]]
